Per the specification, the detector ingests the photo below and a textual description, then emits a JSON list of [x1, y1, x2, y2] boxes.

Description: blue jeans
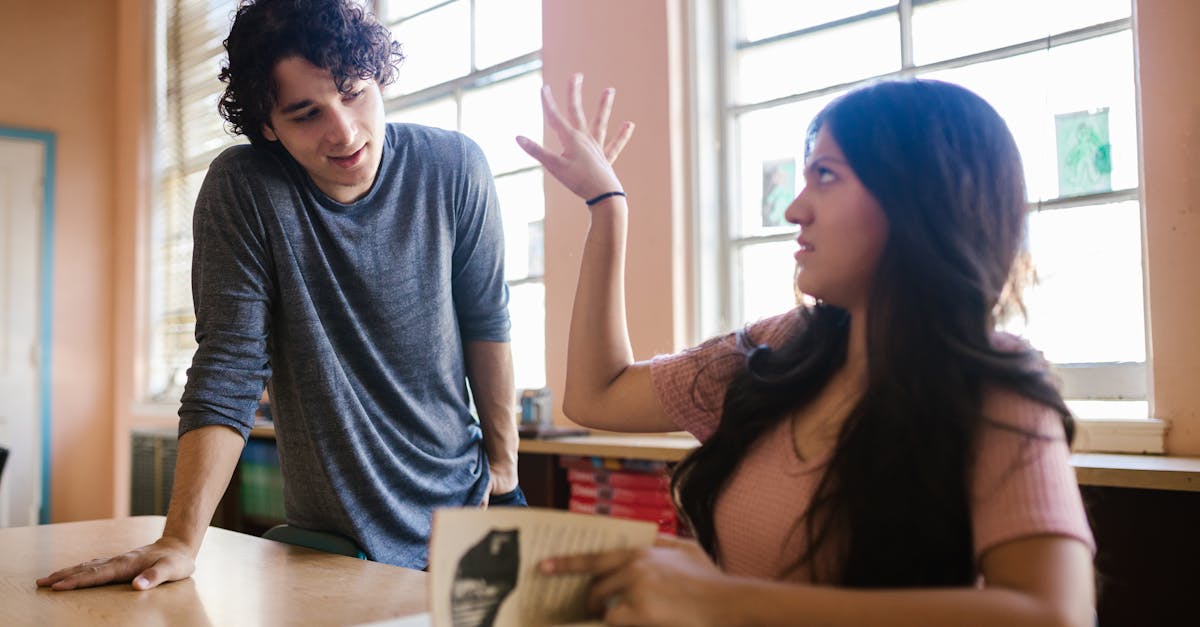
[[489, 485, 528, 507]]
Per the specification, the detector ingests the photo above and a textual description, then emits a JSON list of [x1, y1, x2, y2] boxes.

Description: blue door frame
[[0, 126, 56, 524]]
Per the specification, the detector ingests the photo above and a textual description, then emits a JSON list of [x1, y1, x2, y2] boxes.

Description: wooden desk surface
[[0, 516, 427, 627]]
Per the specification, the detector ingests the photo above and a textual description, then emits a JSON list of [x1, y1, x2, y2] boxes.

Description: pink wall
[[0, 0, 118, 521], [541, 0, 692, 425], [1137, 0, 1200, 454], [111, 0, 158, 518]]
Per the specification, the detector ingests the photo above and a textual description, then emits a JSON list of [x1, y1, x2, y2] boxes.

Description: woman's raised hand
[[516, 73, 635, 202]]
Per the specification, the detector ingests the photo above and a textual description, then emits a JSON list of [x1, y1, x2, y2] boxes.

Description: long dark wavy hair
[[672, 79, 1073, 587], [217, 0, 404, 144]]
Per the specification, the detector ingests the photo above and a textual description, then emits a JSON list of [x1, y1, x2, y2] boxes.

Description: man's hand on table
[[36, 536, 197, 591]]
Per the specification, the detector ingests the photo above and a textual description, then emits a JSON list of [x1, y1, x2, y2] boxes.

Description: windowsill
[[128, 401, 181, 429], [1070, 453, 1200, 492], [1073, 418, 1165, 454], [516, 433, 1200, 491], [1068, 400, 1165, 454]]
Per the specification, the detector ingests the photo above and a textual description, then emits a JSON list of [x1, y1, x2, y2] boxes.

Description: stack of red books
[[560, 455, 678, 534]]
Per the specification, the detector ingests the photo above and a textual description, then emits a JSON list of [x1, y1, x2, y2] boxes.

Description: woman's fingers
[[541, 84, 570, 137], [569, 73, 588, 131], [519, 74, 631, 199], [605, 121, 636, 163], [515, 136, 556, 168], [591, 88, 615, 145], [539, 547, 638, 576], [587, 562, 640, 614], [539, 548, 643, 615]]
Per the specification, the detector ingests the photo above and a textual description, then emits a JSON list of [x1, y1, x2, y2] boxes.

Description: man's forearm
[[464, 341, 518, 474], [162, 424, 246, 555]]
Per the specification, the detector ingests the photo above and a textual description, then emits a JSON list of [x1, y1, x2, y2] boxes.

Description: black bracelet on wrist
[[585, 191, 627, 206]]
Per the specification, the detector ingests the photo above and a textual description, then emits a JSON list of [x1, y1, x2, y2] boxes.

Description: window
[[698, 1, 1149, 420], [149, 0, 243, 401], [148, 0, 545, 403], [378, 0, 545, 391]]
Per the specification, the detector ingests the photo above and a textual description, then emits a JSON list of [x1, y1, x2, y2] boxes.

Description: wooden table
[[0, 516, 428, 626]]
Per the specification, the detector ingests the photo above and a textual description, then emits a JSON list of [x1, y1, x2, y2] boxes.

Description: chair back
[[262, 524, 367, 559]]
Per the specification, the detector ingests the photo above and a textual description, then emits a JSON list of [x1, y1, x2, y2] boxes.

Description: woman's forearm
[[711, 578, 1088, 627], [562, 197, 633, 420]]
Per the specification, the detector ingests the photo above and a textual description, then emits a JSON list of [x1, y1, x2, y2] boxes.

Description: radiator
[[130, 427, 177, 516]]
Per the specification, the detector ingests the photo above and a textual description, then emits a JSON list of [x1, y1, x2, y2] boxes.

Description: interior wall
[[111, 0, 158, 519], [0, 0, 119, 522], [1136, 0, 1200, 455], [540, 0, 691, 425]]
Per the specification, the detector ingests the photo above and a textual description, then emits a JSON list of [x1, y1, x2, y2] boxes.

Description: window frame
[[147, 0, 244, 404], [376, 0, 547, 390], [690, 0, 1161, 452]]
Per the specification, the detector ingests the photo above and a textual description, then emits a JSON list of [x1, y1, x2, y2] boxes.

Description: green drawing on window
[[1055, 108, 1112, 198], [762, 158, 796, 228]]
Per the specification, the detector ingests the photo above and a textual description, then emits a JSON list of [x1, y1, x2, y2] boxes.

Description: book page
[[429, 507, 658, 627]]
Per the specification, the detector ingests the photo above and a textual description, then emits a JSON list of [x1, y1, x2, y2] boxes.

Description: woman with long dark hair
[[516, 75, 1094, 626]]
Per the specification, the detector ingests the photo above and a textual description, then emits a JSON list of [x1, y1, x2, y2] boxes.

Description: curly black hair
[[217, 0, 404, 144]]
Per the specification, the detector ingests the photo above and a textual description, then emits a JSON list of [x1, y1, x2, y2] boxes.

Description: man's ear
[[262, 123, 278, 142]]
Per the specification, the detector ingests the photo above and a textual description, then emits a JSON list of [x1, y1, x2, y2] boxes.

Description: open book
[[428, 507, 659, 627]]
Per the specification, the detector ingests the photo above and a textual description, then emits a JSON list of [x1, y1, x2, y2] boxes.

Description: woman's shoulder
[[646, 308, 803, 439], [980, 331, 1070, 437], [980, 386, 1067, 438], [744, 307, 805, 349], [658, 307, 802, 362]]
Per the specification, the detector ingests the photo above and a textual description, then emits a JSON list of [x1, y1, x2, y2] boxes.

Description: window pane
[[737, 241, 799, 325], [389, 1, 470, 96], [735, 94, 842, 237], [1042, 32, 1138, 197], [382, 0, 448, 23], [475, 0, 540, 68], [387, 96, 458, 129], [494, 170, 544, 281], [736, 15, 899, 104], [737, 0, 896, 42], [460, 71, 542, 174], [508, 282, 546, 390], [921, 31, 1137, 202], [1005, 201, 1146, 364], [178, 50, 230, 162], [148, 167, 204, 399], [913, 0, 1131, 65]]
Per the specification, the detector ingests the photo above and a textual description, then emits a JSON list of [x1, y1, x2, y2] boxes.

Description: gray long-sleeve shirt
[[179, 123, 510, 568]]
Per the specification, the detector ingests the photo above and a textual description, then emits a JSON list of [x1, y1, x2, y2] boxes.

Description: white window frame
[[147, 0, 243, 405], [689, 0, 1163, 452], [376, 0, 546, 390]]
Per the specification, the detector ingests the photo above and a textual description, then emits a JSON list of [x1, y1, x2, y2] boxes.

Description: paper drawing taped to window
[[1055, 108, 1112, 198]]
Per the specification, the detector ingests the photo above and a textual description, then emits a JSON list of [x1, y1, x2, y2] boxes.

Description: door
[[0, 134, 46, 527]]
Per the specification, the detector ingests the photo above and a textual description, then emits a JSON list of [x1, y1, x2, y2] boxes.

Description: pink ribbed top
[[650, 309, 1095, 582]]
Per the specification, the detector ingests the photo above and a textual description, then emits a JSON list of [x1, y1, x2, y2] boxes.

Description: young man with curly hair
[[38, 0, 519, 588]]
